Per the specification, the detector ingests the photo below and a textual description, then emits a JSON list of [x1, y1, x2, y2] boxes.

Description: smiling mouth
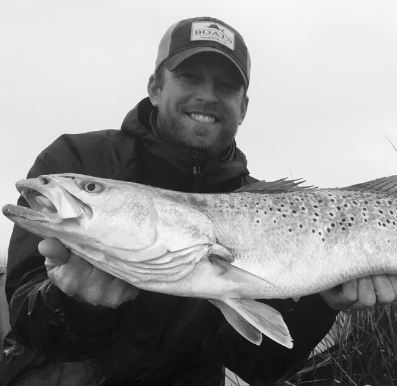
[[186, 113, 219, 124]]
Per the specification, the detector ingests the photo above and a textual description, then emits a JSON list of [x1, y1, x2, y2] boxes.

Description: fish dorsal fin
[[342, 175, 397, 195], [235, 178, 315, 193]]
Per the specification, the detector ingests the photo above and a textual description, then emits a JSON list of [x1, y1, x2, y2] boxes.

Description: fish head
[[2, 173, 158, 255]]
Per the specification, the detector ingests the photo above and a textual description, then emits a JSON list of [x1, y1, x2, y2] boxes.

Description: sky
[[1, 0, 397, 253]]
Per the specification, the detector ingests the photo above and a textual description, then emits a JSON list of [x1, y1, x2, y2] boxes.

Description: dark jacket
[[1, 98, 338, 385]]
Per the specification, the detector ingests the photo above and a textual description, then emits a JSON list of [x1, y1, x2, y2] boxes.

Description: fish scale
[[195, 189, 397, 298]]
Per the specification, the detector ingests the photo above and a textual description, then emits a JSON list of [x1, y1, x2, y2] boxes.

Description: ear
[[239, 94, 249, 125], [147, 74, 161, 107]]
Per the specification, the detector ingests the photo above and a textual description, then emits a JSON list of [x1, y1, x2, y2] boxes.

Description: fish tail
[[209, 298, 293, 348]]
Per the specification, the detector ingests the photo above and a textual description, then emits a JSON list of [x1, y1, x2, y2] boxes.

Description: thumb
[[38, 238, 70, 269]]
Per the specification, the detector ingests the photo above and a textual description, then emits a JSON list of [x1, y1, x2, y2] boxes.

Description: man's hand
[[39, 238, 140, 308], [320, 275, 397, 312]]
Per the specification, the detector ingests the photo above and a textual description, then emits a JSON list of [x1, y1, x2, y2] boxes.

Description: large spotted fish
[[3, 174, 397, 349]]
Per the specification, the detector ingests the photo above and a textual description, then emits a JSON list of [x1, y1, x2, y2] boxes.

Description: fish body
[[196, 188, 397, 298], [3, 174, 397, 348]]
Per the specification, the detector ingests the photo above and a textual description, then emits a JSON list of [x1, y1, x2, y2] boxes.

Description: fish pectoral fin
[[208, 243, 234, 262], [209, 299, 262, 345], [218, 298, 293, 349]]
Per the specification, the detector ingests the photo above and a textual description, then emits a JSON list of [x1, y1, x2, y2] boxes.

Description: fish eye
[[82, 181, 104, 193]]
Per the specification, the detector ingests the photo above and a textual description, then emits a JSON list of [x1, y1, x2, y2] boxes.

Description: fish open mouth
[[22, 188, 59, 219], [3, 181, 91, 224], [2, 187, 59, 223]]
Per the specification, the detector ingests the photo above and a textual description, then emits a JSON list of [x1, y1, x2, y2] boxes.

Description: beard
[[155, 107, 237, 156]]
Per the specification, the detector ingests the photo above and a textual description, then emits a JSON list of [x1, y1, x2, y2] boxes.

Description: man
[[2, 16, 396, 385]]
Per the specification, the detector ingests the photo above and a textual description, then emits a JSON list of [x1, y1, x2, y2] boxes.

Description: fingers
[[321, 275, 397, 312], [320, 280, 358, 311], [48, 253, 95, 297], [81, 267, 139, 308], [349, 277, 375, 310], [101, 278, 140, 308], [39, 238, 70, 269], [373, 275, 396, 304], [388, 274, 397, 295], [339, 280, 358, 306], [348, 276, 396, 310], [37, 238, 139, 308]]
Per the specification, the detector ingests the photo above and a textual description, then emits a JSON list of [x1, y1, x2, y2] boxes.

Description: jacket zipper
[[192, 164, 202, 192]]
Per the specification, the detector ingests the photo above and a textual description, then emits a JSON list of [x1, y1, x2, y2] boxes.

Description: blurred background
[[1, 0, 397, 252]]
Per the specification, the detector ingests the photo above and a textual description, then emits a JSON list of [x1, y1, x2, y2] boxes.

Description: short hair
[[154, 63, 166, 89]]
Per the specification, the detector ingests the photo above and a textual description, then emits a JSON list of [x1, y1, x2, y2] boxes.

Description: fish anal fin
[[342, 175, 397, 195], [209, 299, 262, 345], [224, 298, 293, 349]]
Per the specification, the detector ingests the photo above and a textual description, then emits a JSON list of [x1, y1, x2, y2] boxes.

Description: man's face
[[148, 52, 249, 156]]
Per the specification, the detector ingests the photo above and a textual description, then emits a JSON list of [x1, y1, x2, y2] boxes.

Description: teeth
[[189, 113, 216, 123]]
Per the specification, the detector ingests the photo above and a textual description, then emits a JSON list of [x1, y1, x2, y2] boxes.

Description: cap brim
[[164, 47, 248, 88]]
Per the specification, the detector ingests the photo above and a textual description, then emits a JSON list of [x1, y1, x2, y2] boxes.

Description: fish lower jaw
[[2, 204, 50, 222]]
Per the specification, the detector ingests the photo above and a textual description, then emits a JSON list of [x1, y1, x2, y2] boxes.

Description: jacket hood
[[121, 98, 250, 189]]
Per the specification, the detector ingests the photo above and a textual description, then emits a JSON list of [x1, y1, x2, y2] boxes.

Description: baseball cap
[[155, 17, 251, 89]]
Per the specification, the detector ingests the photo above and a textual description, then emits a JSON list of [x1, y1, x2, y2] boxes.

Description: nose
[[39, 176, 52, 185], [195, 79, 218, 103]]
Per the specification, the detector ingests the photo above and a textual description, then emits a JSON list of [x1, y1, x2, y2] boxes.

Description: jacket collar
[[121, 98, 250, 186]]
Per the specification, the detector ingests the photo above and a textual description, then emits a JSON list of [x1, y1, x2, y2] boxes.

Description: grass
[[225, 304, 397, 386], [288, 304, 397, 385]]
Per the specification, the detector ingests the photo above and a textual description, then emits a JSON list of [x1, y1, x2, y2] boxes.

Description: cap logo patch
[[190, 21, 235, 50]]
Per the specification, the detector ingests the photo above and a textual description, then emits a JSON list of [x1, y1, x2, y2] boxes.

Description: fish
[[3, 174, 397, 349]]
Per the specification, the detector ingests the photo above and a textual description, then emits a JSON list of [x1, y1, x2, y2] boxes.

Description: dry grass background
[[225, 304, 397, 386], [293, 304, 397, 386]]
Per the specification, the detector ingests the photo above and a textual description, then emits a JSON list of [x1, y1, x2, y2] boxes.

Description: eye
[[82, 181, 104, 193], [178, 72, 201, 82], [216, 79, 240, 93]]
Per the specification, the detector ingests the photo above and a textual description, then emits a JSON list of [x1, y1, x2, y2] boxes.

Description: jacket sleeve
[[218, 295, 338, 385], [5, 135, 122, 360]]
